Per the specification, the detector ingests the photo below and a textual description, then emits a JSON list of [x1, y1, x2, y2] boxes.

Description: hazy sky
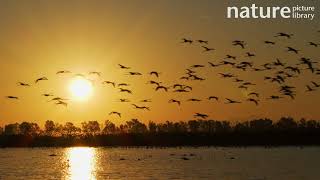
[[0, 0, 319, 126]]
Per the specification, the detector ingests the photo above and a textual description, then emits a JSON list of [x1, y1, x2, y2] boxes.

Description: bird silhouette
[[308, 42, 319, 47], [109, 111, 121, 117], [89, 71, 101, 76], [181, 38, 193, 44], [190, 64, 205, 68], [119, 99, 130, 102], [247, 98, 259, 105], [194, 113, 208, 119], [5, 96, 19, 100], [287, 47, 299, 54], [225, 98, 241, 104], [201, 46, 214, 52], [208, 62, 221, 67], [225, 55, 236, 60], [267, 95, 283, 100], [55, 100, 67, 107], [35, 77, 48, 83], [306, 85, 315, 92], [132, 104, 150, 110], [17, 82, 30, 86], [147, 80, 162, 86], [56, 70, 71, 74], [275, 32, 293, 38], [169, 99, 181, 106], [248, 92, 259, 98], [42, 93, 53, 97], [140, 99, 152, 102], [232, 41, 245, 49], [128, 72, 142, 76], [208, 96, 219, 101], [102, 81, 116, 87], [264, 41, 275, 45], [155, 85, 169, 92], [118, 64, 131, 69], [246, 52, 255, 57], [311, 81, 320, 88], [197, 39, 208, 44], [119, 88, 132, 94], [150, 71, 160, 77], [118, 83, 130, 87], [187, 98, 201, 102]]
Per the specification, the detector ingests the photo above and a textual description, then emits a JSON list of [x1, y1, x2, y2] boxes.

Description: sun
[[69, 77, 93, 101]]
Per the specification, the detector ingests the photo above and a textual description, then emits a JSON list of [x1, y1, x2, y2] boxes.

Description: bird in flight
[[119, 99, 130, 102], [5, 96, 19, 100], [89, 71, 102, 76], [55, 100, 68, 107], [197, 40, 208, 44], [201, 46, 214, 52], [118, 83, 130, 87], [208, 96, 219, 101], [155, 85, 169, 92], [247, 98, 259, 106], [275, 32, 293, 39], [150, 71, 160, 77], [132, 104, 150, 111], [42, 93, 53, 97], [119, 88, 132, 94], [102, 81, 116, 87], [35, 77, 48, 83], [128, 72, 142, 76], [225, 98, 241, 104], [17, 82, 30, 87], [286, 47, 299, 54], [118, 64, 130, 69], [181, 38, 193, 44], [264, 40, 275, 45], [141, 99, 152, 103], [109, 111, 121, 117], [56, 70, 71, 74], [194, 113, 208, 119], [169, 99, 181, 106]]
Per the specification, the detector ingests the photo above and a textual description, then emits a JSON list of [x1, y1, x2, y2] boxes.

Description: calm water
[[0, 147, 319, 180]]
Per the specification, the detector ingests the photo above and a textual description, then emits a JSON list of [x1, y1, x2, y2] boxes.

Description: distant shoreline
[[1, 133, 320, 148]]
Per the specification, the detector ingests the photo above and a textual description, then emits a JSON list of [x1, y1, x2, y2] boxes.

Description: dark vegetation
[[0, 117, 320, 147]]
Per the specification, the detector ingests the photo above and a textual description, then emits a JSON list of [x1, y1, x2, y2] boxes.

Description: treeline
[[0, 117, 320, 147]]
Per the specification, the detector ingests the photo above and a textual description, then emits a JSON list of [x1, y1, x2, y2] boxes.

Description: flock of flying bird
[[4, 31, 320, 120]]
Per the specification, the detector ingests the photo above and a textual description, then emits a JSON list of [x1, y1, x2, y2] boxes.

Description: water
[[0, 147, 319, 180]]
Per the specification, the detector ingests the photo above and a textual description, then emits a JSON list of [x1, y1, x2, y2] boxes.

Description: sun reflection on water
[[67, 147, 96, 180]]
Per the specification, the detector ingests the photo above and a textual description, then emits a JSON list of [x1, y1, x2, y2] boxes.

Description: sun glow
[[69, 78, 93, 101]]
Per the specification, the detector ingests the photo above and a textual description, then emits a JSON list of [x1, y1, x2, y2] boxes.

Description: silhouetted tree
[[102, 120, 117, 134], [44, 120, 56, 136], [148, 121, 157, 133], [19, 122, 41, 136], [4, 123, 20, 135], [63, 122, 81, 136], [82, 121, 100, 136], [126, 119, 147, 133]]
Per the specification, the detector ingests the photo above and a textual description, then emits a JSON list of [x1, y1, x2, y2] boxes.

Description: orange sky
[[0, 0, 319, 126]]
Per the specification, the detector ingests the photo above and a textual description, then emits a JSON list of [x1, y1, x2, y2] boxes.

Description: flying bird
[[150, 71, 160, 77], [225, 98, 241, 104], [169, 99, 181, 106], [17, 82, 30, 87], [35, 77, 48, 83], [109, 111, 121, 117], [194, 113, 208, 119], [118, 64, 130, 69], [5, 96, 19, 100]]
